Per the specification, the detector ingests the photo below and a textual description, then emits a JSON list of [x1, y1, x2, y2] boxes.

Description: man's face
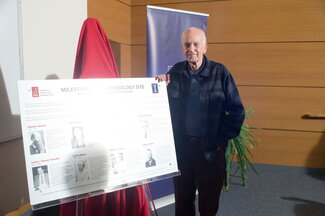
[[32, 133, 41, 142], [37, 167, 44, 175], [146, 150, 152, 160], [182, 29, 207, 65]]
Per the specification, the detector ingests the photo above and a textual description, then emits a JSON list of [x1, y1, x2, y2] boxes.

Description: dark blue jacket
[[167, 56, 245, 161]]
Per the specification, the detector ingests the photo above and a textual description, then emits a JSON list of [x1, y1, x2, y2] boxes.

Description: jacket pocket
[[209, 91, 225, 102]]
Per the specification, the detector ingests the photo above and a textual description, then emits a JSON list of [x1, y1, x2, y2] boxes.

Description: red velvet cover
[[73, 18, 119, 79], [60, 18, 150, 216]]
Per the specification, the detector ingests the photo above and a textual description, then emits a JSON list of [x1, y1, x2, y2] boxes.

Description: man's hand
[[155, 74, 170, 86]]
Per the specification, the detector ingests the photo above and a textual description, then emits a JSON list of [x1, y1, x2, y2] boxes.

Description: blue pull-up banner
[[146, 6, 209, 200], [146, 5, 209, 77]]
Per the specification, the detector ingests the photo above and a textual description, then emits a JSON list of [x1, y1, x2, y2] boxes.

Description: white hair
[[181, 27, 207, 45]]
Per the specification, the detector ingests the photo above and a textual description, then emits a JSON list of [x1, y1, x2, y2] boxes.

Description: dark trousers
[[174, 136, 226, 216]]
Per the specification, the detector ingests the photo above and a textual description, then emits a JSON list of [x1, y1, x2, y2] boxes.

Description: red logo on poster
[[32, 87, 39, 97]]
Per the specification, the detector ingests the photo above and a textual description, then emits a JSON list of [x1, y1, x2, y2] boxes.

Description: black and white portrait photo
[[74, 160, 90, 182], [32, 165, 50, 192], [111, 152, 125, 174], [71, 126, 86, 149], [145, 149, 156, 168], [29, 131, 46, 155]]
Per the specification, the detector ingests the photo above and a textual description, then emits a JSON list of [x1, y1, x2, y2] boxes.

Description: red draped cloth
[[60, 18, 150, 216]]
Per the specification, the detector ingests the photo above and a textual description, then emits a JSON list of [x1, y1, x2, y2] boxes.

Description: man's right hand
[[155, 74, 170, 86]]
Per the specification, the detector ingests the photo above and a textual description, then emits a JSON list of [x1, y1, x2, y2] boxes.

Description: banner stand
[[146, 5, 209, 200]]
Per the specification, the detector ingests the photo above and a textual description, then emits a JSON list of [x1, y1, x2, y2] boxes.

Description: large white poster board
[[18, 78, 179, 209]]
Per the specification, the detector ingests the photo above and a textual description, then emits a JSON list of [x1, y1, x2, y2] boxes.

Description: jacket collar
[[180, 55, 210, 78], [199, 55, 210, 77]]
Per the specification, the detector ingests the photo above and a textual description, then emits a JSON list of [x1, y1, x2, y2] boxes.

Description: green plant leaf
[[223, 108, 260, 191]]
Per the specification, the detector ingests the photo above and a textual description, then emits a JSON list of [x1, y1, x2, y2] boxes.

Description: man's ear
[[204, 43, 208, 54]]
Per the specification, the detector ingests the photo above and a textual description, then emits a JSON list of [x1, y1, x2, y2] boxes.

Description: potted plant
[[224, 108, 259, 190]]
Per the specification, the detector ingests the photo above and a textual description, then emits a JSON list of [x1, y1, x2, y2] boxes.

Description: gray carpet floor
[[154, 163, 325, 216], [23, 163, 325, 216]]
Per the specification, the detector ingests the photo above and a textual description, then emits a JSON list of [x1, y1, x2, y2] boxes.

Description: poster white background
[[18, 78, 178, 206]]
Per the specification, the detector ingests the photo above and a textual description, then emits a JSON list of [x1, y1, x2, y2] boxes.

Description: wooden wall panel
[[131, 6, 146, 44], [120, 0, 131, 5], [120, 44, 132, 77], [250, 129, 325, 168], [132, 0, 210, 5], [239, 86, 325, 132], [89, 0, 131, 44], [208, 43, 325, 87], [131, 0, 325, 44], [130, 43, 325, 86], [131, 45, 146, 77]]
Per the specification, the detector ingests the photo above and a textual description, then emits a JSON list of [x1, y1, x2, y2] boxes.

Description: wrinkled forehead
[[182, 29, 205, 44]]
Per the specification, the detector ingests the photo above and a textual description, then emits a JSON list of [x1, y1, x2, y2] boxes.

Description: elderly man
[[157, 27, 245, 216]]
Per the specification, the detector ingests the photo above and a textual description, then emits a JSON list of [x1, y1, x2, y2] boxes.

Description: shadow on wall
[[45, 74, 60, 80], [0, 66, 22, 142], [0, 67, 29, 215], [109, 40, 121, 75], [306, 132, 325, 181], [282, 197, 325, 216]]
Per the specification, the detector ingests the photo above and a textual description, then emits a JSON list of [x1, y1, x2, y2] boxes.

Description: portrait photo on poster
[[74, 159, 90, 183], [142, 119, 152, 139], [145, 148, 156, 168], [32, 165, 50, 193], [110, 152, 126, 174], [71, 126, 86, 149], [29, 131, 46, 155]]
